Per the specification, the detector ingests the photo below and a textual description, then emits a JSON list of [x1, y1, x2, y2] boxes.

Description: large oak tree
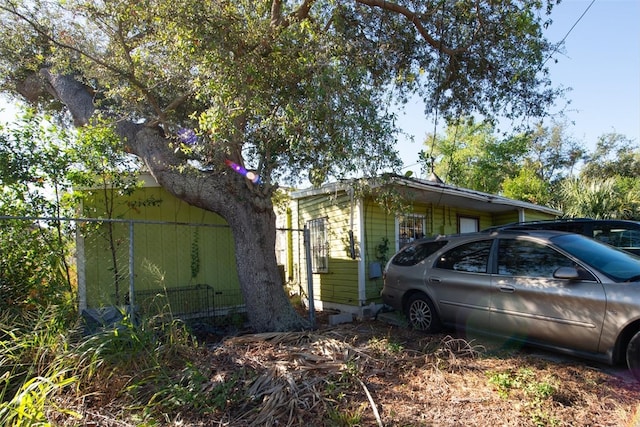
[[0, 0, 561, 331]]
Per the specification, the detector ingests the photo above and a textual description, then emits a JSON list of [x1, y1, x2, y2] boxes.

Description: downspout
[[357, 194, 366, 306], [518, 208, 525, 222], [348, 185, 366, 306], [348, 187, 356, 260]]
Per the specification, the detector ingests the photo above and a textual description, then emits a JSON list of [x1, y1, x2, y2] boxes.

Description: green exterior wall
[[80, 185, 240, 309], [491, 209, 560, 225], [360, 200, 393, 304], [291, 183, 559, 311], [291, 190, 361, 307]]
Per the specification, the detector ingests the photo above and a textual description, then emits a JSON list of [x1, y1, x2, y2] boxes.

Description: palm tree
[[559, 178, 640, 219]]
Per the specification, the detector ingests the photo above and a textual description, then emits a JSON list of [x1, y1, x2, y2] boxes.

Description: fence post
[[303, 225, 315, 328], [128, 220, 136, 320], [76, 223, 87, 312]]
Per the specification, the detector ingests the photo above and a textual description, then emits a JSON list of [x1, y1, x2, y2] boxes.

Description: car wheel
[[627, 330, 640, 381], [406, 293, 441, 333]]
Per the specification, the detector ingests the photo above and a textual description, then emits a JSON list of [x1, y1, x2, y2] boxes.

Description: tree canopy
[[420, 117, 529, 194], [0, 0, 563, 331], [0, 1, 561, 183], [421, 117, 640, 219]]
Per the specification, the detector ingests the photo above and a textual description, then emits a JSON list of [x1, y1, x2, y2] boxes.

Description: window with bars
[[398, 215, 425, 248], [307, 218, 329, 273]]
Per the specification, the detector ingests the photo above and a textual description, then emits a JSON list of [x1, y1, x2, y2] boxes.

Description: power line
[[541, 0, 597, 68]]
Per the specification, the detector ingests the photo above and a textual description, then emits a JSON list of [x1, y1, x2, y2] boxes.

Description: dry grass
[[53, 315, 640, 426]]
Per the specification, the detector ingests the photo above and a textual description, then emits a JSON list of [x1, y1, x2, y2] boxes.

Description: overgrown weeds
[[1, 310, 639, 426], [488, 367, 560, 426], [0, 307, 80, 425], [0, 305, 201, 426]]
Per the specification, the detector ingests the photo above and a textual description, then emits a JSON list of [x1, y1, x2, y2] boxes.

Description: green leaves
[[559, 177, 640, 220], [0, 0, 562, 187], [424, 117, 528, 194], [0, 110, 77, 312], [422, 114, 640, 219]]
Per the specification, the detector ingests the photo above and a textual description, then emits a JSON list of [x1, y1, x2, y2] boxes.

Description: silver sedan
[[381, 229, 640, 381]]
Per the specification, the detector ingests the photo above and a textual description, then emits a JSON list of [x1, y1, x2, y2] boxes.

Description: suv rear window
[[391, 241, 448, 266]]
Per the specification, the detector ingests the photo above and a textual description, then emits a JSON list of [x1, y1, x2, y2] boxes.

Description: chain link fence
[[1, 215, 307, 329], [0, 216, 284, 322], [76, 217, 245, 317]]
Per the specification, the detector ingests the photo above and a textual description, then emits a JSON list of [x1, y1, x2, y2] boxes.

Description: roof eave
[[290, 176, 562, 216]]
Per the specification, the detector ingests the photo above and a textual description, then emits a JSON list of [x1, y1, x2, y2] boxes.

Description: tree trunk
[[225, 200, 309, 332], [117, 122, 309, 332]]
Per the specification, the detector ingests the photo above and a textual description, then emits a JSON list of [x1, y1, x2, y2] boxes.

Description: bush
[[0, 216, 73, 314]]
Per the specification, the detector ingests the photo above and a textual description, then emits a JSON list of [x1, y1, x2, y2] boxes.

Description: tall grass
[[0, 306, 80, 425], [0, 302, 202, 426]]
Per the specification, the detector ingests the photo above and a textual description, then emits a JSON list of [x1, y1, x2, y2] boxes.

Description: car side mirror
[[553, 266, 580, 280]]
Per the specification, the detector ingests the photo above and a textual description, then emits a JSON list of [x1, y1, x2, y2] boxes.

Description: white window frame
[[458, 216, 479, 233], [307, 217, 329, 273]]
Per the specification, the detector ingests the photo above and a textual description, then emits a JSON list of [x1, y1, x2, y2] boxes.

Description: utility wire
[[405, 0, 596, 174], [541, 0, 597, 69]]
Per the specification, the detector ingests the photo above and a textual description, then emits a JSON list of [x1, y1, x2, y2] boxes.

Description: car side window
[[619, 230, 640, 248], [435, 240, 492, 273], [391, 241, 448, 267], [592, 227, 616, 246], [497, 239, 583, 278], [593, 226, 640, 250]]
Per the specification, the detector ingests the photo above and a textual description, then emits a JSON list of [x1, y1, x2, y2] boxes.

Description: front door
[[431, 239, 493, 331]]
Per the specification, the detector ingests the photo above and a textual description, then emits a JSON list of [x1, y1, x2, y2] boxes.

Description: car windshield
[[551, 234, 640, 281]]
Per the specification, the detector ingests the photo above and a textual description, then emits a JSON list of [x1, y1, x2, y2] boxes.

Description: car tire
[[627, 330, 640, 381], [406, 293, 441, 333]]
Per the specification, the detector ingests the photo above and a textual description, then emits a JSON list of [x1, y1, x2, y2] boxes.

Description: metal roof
[[290, 175, 562, 216]]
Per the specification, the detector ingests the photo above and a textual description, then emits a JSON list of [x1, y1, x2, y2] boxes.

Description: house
[[77, 171, 561, 324], [76, 173, 242, 320], [286, 174, 562, 318]]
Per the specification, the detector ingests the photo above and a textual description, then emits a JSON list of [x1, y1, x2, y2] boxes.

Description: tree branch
[[271, 0, 283, 27], [113, 19, 167, 124], [0, 3, 124, 81], [1, 2, 182, 127], [355, 0, 466, 56], [40, 70, 95, 126], [271, 0, 317, 29], [293, 0, 315, 21]]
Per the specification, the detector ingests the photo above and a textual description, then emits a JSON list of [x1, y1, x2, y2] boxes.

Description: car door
[[429, 238, 493, 331], [489, 237, 607, 352]]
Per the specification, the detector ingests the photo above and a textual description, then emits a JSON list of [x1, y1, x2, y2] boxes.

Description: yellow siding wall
[[491, 209, 560, 226], [361, 201, 394, 303], [291, 190, 559, 309], [81, 186, 239, 308], [491, 211, 520, 225], [292, 191, 361, 306], [426, 205, 492, 236]]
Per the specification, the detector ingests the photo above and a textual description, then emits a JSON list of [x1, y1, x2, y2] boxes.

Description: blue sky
[[397, 0, 640, 176]]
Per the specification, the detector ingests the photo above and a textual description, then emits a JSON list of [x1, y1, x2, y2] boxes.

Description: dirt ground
[[60, 309, 640, 426], [187, 310, 640, 426]]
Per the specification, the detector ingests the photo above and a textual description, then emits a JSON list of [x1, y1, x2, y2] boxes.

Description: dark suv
[[487, 219, 640, 255]]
